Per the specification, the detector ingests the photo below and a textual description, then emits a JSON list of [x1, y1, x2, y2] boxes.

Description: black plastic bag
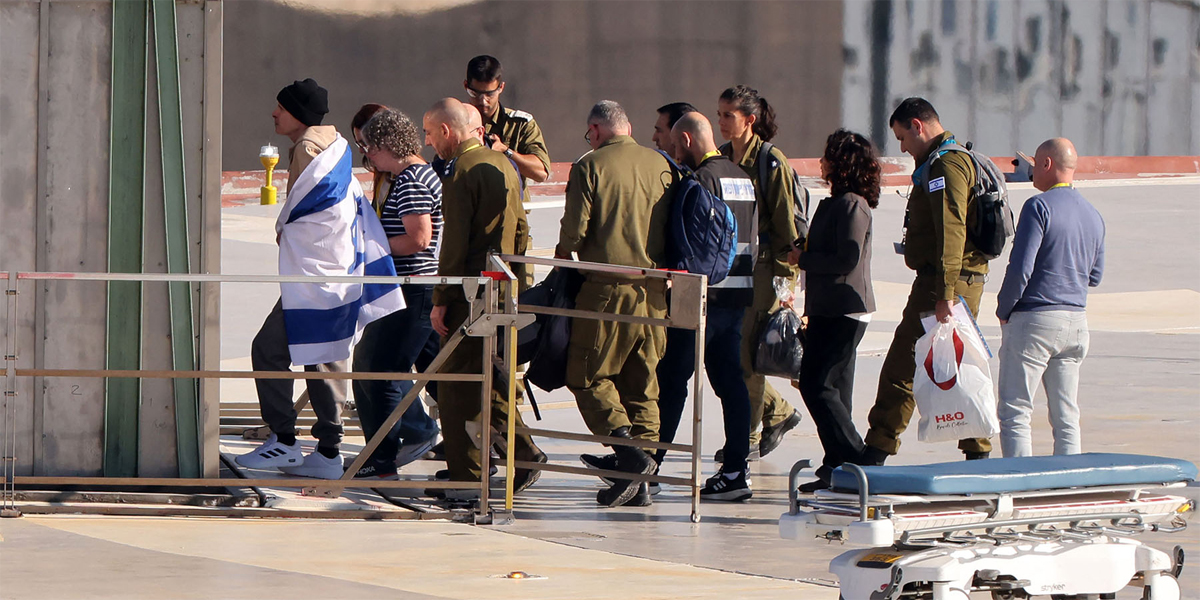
[[754, 308, 805, 379]]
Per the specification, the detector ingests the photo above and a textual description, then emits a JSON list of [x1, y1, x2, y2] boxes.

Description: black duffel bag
[[753, 307, 805, 379]]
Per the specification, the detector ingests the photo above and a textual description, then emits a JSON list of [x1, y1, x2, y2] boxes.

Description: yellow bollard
[[260, 144, 279, 205]]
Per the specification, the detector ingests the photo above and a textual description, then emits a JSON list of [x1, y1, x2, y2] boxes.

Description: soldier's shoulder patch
[[507, 108, 533, 122], [928, 176, 946, 192]]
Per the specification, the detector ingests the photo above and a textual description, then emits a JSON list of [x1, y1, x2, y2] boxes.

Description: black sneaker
[[713, 446, 760, 465], [700, 470, 752, 502], [434, 465, 497, 480], [348, 462, 398, 480], [582, 453, 660, 495], [759, 410, 803, 458], [796, 478, 830, 494], [859, 445, 890, 466]]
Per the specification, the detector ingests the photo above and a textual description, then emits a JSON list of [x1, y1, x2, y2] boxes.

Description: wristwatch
[[504, 148, 514, 158]]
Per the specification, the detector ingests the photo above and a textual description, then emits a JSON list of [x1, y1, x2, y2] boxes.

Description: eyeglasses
[[355, 139, 369, 154], [465, 84, 502, 99], [583, 125, 593, 144]]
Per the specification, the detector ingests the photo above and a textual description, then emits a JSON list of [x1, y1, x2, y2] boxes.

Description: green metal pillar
[[152, 0, 200, 478], [104, 0, 149, 477]]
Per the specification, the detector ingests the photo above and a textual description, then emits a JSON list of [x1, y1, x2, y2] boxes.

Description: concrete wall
[[843, 0, 1200, 158], [222, 0, 846, 170], [0, 0, 222, 477]]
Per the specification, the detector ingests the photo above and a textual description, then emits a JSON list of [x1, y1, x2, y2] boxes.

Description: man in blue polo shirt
[[995, 137, 1105, 458]]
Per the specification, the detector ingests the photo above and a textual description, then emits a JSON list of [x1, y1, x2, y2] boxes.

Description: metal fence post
[[3, 271, 21, 516], [689, 274, 707, 523], [476, 278, 496, 522]]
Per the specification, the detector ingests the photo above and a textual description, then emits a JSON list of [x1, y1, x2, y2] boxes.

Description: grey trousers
[[251, 300, 348, 447], [998, 310, 1089, 458]]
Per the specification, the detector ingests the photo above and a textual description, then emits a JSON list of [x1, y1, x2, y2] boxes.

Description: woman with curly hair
[[789, 128, 881, 492], [346, 108, 443, 479]]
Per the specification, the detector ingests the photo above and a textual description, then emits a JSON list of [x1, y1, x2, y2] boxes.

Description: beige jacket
[[286, 125, 339, 194]]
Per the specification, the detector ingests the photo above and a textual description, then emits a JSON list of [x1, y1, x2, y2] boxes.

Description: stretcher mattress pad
[[829, 453, 1198, 496]]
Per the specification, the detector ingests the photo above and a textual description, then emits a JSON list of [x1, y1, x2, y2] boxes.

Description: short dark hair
[[466, 55, 502, 83], [656, 102, 698, 129], [889, 97, 940, 128]]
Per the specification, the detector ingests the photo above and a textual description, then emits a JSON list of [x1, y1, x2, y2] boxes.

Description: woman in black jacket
[[789, 129, 881, 492]]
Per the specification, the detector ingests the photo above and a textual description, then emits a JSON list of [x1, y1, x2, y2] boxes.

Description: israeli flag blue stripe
[[275, 134, 405, 365], [287, 148, 353, 224]]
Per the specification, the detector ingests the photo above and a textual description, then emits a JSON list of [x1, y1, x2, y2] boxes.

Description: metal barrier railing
[[492, 254, 709, 523], [2, 257, 711, 523], [0, 270, 514, 523]]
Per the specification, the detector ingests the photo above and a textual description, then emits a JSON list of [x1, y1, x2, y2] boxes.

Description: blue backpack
[[658, 151, 738, 285]]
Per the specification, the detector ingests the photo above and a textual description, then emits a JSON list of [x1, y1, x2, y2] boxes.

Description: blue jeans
[[657, 304, 752, 473], [352, 284, 440, 468]]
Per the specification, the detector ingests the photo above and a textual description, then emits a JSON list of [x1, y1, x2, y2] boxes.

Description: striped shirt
[[382, 163, 442, 275]]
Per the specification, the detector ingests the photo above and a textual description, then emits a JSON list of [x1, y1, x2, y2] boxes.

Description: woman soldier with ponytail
[[716, 85, 804, 460]]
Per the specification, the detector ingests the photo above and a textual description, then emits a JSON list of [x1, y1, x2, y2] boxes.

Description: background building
[[221, 0, 1200, 169]]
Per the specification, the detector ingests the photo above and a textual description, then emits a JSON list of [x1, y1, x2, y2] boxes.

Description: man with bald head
[[660, 112, 758, 500], [423, 98, 544, 498], [996, 137, 1104, 458]]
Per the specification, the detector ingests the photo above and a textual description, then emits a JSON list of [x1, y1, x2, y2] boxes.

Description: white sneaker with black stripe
[[235, 433, 303, 469]]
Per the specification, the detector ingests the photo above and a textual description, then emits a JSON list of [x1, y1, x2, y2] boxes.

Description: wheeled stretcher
[[779, 453, 1196, 599]]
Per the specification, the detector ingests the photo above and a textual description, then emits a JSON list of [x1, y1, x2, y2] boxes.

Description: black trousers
[[796, 315, 868, 481], [657, 304, 751, 474]]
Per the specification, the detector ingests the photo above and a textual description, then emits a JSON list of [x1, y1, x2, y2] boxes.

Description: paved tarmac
[[1, 177, 1197, 599]]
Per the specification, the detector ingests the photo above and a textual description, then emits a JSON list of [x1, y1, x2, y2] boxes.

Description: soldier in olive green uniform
[[716, 85, 804, 459], [424, 99, 544, 495], [861, 98, 992, 464], [463, 55, 550, 292], [556, 100, 672, 507]]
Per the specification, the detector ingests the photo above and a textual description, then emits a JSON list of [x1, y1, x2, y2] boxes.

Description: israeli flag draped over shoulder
[[274, 134, 405, 366]]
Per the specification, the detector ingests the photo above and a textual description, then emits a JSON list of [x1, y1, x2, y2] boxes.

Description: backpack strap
[[655, 149, 686, 177], [757, 142, 775, 198]]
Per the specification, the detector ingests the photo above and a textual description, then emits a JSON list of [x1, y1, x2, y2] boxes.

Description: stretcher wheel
[[990, 591, 1029, 599]]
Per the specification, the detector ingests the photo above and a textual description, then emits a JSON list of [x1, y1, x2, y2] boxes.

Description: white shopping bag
[[914, 317, 1000, 443]]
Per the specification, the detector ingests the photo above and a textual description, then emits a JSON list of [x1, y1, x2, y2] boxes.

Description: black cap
[[276, 78, 328, 127]]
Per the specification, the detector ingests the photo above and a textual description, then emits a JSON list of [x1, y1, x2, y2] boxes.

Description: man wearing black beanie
[[276, 77, 328, 128], [238, 78, 348, 479]]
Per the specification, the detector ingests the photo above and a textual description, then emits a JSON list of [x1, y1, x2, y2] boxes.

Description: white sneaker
[[395, 436, 438, 469], [281, 450, 345, 479], [235, 433, 303, 469]]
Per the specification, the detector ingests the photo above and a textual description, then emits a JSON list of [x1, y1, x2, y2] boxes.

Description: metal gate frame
[[1, 270, 520, 524]]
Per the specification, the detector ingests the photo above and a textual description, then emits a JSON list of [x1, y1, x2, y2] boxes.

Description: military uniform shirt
[[485, 104, 550, 180], [434, 139, 524, 306], [557, 135, 672, 271], [903, 130, 988, 301]]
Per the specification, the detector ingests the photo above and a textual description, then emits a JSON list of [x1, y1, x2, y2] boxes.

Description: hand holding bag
[[914, 317, 1000, 443]]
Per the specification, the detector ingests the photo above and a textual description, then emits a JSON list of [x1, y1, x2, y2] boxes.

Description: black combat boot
[[596, 427, 656, 507]]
